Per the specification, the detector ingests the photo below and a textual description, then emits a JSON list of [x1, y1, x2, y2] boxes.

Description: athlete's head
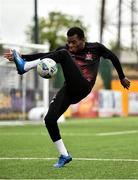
[[67, 27, 85, 53]]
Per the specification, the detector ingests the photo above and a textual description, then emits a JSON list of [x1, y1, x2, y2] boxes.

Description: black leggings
[[43, 49, 91, 142]]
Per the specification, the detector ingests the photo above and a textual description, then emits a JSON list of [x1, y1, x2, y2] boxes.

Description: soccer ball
[[37, 58, 58, 79]]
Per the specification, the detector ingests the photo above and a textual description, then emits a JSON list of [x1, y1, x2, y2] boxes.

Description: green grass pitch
[[0, 116, 138, 179]]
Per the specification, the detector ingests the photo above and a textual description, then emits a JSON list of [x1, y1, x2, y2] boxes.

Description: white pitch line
[[74, 158, 138, 162], [0, 157, 138, 162], [0, 130, 138, 137], [96, 130, 138, 136], [63, 130, 138, 136], [0, 132, 92, 136], [0, 157, 56, 160]]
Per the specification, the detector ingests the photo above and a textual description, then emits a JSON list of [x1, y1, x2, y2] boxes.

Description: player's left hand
[[120, 77, 130, 90], [3, 49, 14, 61]]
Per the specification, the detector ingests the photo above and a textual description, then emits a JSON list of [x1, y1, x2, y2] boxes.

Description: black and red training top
[[22, 42, 125, 86]]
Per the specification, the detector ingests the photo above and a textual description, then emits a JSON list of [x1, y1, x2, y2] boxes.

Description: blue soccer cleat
[[12, 49, 26, 75], [54, 154, 72, 168]]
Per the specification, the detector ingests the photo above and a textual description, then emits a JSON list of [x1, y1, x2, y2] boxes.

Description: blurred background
[[0, 0, 138, 121]]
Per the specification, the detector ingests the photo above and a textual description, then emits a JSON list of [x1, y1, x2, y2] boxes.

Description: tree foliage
[[26, 11, 87, 51]]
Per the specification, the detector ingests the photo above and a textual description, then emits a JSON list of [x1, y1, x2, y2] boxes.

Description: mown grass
[[0, 116, 138, 179]]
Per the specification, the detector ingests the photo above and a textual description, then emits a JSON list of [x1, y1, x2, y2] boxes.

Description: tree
[[26, 11, 87, 51], [0, 44, 4, 55], [26, 11, 88, 88]]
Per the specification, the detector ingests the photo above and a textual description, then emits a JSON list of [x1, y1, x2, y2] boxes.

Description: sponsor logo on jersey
[[85, 52, 94, 61]]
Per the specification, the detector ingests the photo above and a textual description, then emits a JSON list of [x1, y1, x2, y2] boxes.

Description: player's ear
[[81, 37, 85, 42]]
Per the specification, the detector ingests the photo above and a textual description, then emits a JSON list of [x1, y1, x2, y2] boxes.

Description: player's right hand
[[120, 77, 131, 90], [3, 49, 14, 61]]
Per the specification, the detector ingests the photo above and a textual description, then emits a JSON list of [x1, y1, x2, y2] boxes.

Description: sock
[[24, 59, 40, 71], [54, 139, 68, 156]]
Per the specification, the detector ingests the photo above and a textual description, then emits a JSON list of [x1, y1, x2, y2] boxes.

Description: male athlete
[[4, 27, 130, 168]]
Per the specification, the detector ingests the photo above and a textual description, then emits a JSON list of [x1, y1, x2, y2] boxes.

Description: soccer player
[[4, 27, 130, 168]]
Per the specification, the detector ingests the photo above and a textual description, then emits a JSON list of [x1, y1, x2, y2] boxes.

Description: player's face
[[67, 34, 85, 53]]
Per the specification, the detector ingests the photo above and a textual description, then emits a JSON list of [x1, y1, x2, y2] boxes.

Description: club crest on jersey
[[85, 52, 93, 61]]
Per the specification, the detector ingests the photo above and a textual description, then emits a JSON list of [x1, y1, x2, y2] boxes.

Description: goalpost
[[0, 41, 49, 120]]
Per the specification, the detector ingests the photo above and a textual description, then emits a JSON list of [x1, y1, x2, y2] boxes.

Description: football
[[37, 58, 58, 79]]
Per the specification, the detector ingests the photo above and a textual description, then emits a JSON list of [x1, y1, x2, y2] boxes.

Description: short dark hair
[[67, 27, 85, 39]]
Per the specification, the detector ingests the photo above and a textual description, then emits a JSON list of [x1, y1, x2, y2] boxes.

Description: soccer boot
[[53, 154, 72, 168], [12, 49, 26, 75]]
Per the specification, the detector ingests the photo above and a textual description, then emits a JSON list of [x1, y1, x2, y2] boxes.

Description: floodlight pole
[[117, 0, 122, 58], [34, 0, 39, 44], [34, 0, 40, 104], [99, 0, 106, 43], [131, 0, 135, 50], [34, 0, 49, 110]]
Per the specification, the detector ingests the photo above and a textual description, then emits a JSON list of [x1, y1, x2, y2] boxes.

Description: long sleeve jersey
[[22, 42, 125, 85]]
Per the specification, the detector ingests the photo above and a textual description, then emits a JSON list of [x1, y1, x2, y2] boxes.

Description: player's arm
[[98, 43, 130, 89], [21, 52, 51, 61], [3, 48, 55, 62], [22, 45, 67, 61]]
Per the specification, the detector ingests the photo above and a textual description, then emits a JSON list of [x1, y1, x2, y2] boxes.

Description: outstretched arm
[[98, 43, 131, 89], [22, 52, 53, 61], [3, 49, 52, 62]]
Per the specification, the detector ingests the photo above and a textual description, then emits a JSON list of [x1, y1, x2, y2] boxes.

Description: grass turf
[[0, 116, 138, 179]]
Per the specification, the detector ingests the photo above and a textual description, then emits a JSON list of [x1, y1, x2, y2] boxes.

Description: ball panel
[[37, 58, 57, 79]]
